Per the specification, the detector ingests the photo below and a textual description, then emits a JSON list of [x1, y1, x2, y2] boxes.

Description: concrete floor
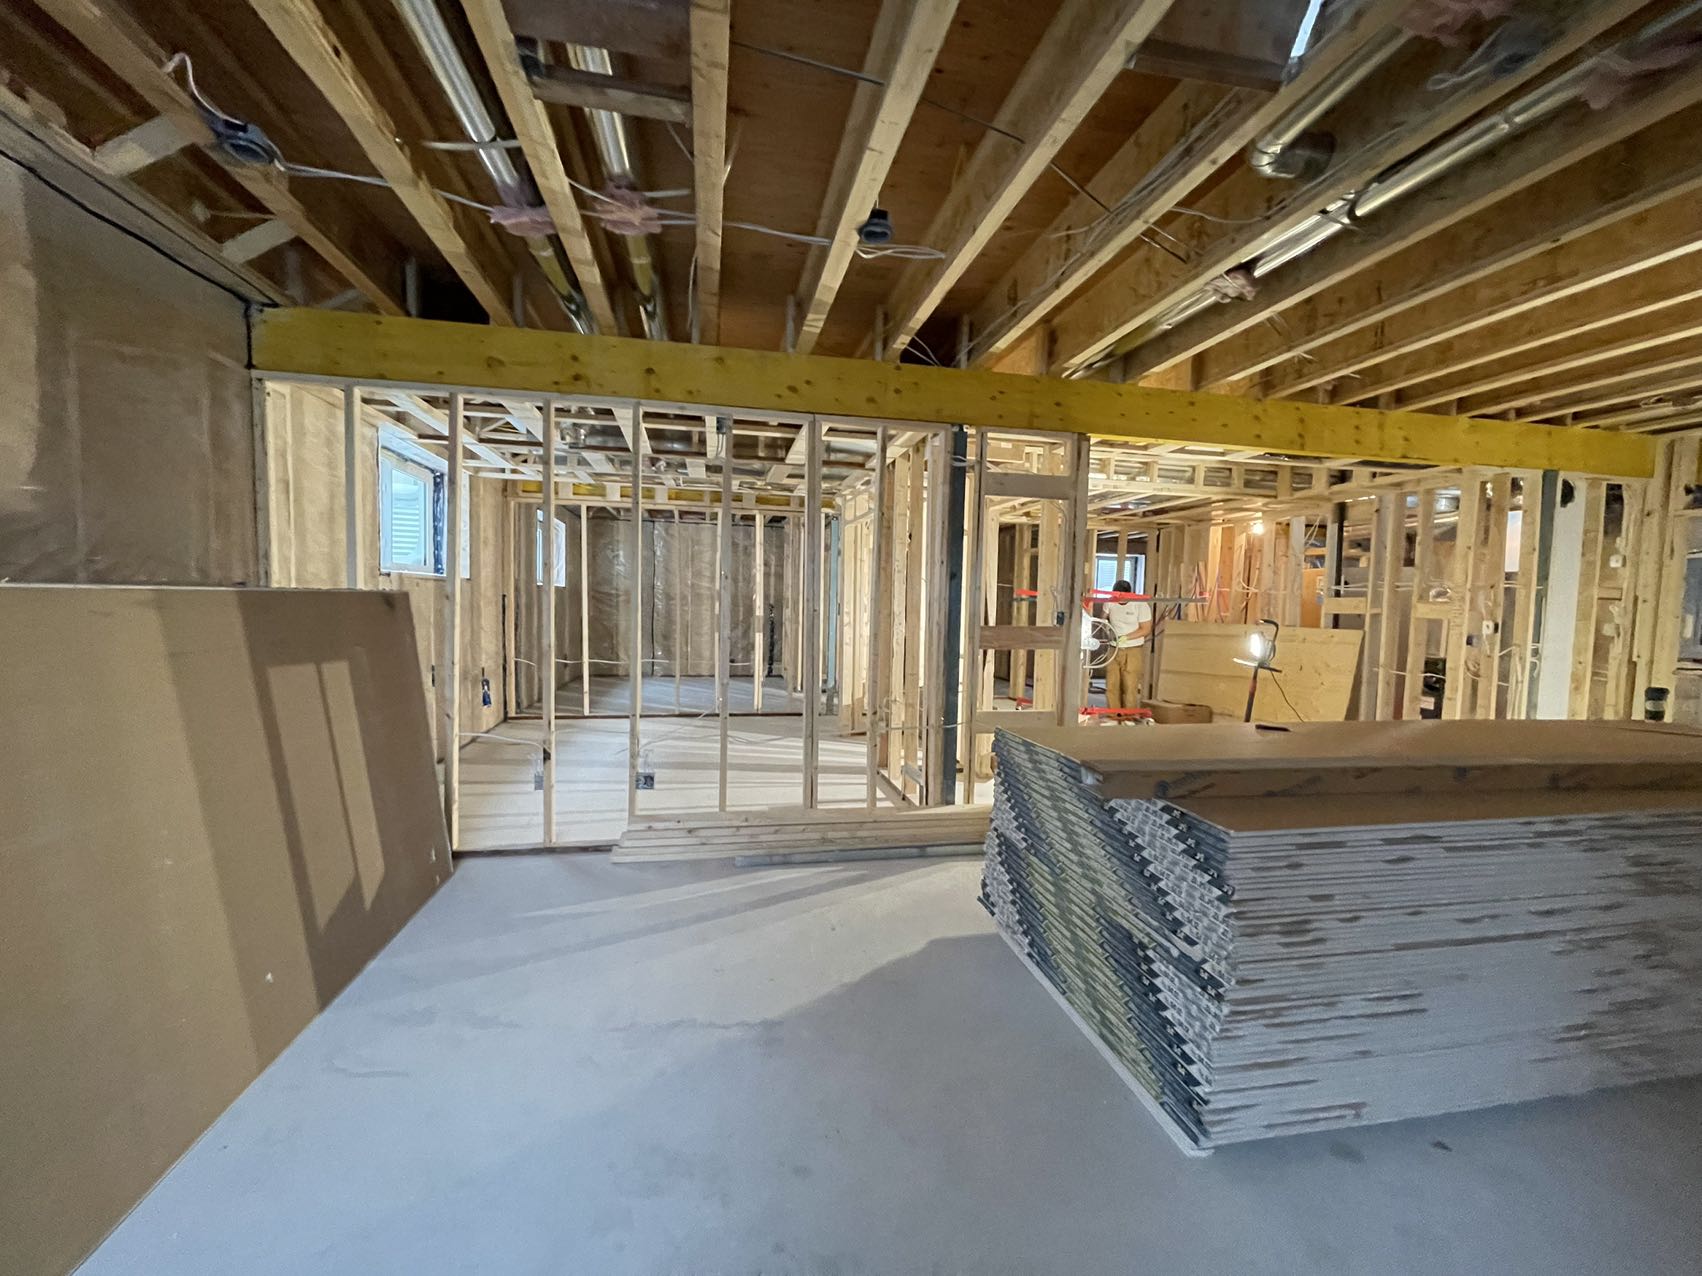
[[83, 857, 1702, 1276]]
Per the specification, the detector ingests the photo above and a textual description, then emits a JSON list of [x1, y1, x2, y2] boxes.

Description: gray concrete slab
[[81, 857, 1702, 1276]]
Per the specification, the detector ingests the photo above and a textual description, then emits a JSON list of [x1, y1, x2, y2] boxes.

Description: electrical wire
[[727, 37, 1107, 213], [1267, 669, 1306, 721]]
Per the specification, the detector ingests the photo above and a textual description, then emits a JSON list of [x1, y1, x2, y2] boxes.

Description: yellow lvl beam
[[250, 308, 1657, 478]]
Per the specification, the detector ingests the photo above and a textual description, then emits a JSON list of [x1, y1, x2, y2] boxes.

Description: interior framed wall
[[256, 373, 1702, 856]]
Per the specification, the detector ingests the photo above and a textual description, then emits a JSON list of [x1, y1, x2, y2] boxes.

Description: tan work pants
[[1105, 644, 1145, 712]]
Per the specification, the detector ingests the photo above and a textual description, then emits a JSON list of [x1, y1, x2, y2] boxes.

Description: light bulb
[[1247, 633, 1268, 658], [1251, 518, 1266, 535]]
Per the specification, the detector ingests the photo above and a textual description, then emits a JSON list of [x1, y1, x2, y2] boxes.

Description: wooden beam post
[[802, 416, 823, 807], [866, 425, 888, 807], [541, 401, 558, 842], [717, 417, 733, 808], [442, 391, 465, 851]]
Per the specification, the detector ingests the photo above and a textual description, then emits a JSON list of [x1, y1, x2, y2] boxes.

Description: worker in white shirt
[[1103, 580, 1153, 714]]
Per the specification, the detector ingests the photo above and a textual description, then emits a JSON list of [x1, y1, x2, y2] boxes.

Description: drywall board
[[0, 160, 255, 585], [1154, 620, 1363, 721], [982, 729, 1702, 1150], [1000, 719, 1702, 800], [0, 584, 449, 1276]]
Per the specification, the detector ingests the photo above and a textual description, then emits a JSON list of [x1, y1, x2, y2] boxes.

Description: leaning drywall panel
[[0, 585, 448, 1276], [0, 161, 255, 584]]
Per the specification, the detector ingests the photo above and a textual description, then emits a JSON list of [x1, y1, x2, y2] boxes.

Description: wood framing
[[1047, 0, 1651, 375], [1283, 192, 1702, 403], [252, 309, 1658, 477], [688, 0, 732, 343], [871, 0, 1178, 356], [459, 0, 620, 332], [30, 0, 403, 313], [248, 0, 515, 322], [792, 0, 960, 356], [526, 63, 692, 124], [1166, 88, 1702, 388]]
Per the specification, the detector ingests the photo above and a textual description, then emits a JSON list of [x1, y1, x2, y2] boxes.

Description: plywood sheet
[[1155, 621, 1363, 722], [0, 585, 448, 1276]]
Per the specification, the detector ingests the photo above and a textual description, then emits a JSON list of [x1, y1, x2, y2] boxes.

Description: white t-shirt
[[1104, 600, 1152, 648]]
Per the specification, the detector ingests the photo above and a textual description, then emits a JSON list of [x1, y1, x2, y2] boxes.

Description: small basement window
[[378, 428, 469, 577], [536, 509, 567, 586]]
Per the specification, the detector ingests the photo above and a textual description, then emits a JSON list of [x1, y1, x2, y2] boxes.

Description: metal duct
[[1249, 25, 1410, 179], [565, 44, 668, 341], [1115, 0, 1702, 365], [393, 0, 593, 331]]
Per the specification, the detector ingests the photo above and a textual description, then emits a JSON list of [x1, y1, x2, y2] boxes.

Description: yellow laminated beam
[[252, 308, 1656, 478]]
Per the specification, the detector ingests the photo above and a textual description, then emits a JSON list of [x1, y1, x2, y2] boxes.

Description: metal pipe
[[393, 0, 592, 331], [565, 44, 668, 340], [1129, 0, 1702, 356], [1249, 25, 1410, 179]]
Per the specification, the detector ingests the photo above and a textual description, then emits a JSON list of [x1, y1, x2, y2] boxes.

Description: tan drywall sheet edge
[[0, 585, 447, 1276]]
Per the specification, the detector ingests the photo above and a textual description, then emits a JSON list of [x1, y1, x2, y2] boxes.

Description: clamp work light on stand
[[1234, 619, 1281, 724]]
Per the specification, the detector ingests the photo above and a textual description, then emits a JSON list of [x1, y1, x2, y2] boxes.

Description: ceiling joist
[[870, 0, 1179, 359], [247, 0, 514, 322], [459, 0, 620, 333], [31, 0, 404, 314], [791, 0, 961, 356], [1047, 0, 1654, 375], [1137, 70, 1702, 387], [688, 0, 732, 344]]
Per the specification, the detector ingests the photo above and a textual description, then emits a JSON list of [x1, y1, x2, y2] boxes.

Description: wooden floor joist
[[250, 308, 1657, 477]]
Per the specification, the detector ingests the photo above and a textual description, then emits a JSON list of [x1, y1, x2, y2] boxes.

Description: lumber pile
[[614, 804, 989, 862], [981, 720, 1702, 1151]]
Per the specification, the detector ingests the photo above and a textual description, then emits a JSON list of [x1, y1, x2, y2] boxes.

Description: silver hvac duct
[[393, 0, 593, 332], [565, 44, 668, 341], [1249, 25, 1410, 179], [1111, 0, 1702, 366]]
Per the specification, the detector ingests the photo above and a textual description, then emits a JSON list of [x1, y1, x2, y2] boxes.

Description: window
[[378, 428, 470, 577], [1094, 552, 1145, 593], [536, 509, 567, 586]]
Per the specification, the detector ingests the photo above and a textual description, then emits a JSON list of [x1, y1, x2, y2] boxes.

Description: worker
[[1103, 580, 1152, 715]]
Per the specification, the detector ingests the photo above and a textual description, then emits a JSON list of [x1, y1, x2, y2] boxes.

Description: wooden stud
[[627, 417, 644, 817], [343, 385, 361, 587], [579, 500, 592, 717], [802, 417, 823, 807], [866, 426, 888, 807], [443, 392, 465, 850], [717, 418, 733, 808], [1568, 480, 1607, 717], [541, 402, 558, 842], [1403, 488, 1437, 720], [1442, 475, 1481, 720]]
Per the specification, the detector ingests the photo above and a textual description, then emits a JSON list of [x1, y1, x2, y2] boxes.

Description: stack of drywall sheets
[[981, 720, 1702, 1151]]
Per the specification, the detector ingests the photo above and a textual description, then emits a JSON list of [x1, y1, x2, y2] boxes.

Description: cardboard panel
[[0, 586, 449, 1275]]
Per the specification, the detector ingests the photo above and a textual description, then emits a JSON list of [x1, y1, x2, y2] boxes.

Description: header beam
[[251, 308, 1656, 478]]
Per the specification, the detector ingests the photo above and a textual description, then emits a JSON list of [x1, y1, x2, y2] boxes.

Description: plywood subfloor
[[80, 857, 1702, 1276]]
